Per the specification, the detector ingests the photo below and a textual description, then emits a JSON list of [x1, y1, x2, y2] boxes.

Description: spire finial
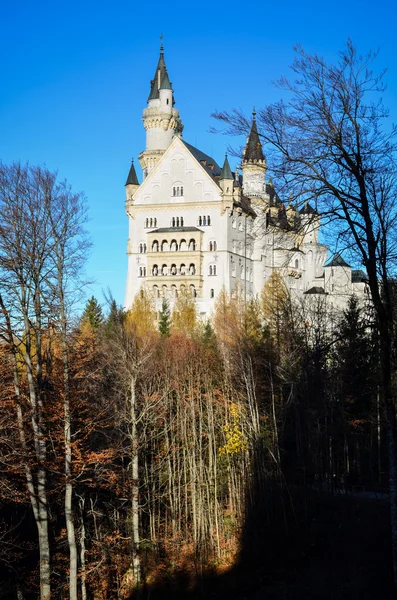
[[252, 106, 256, 121], [160, 33, 164, 53]]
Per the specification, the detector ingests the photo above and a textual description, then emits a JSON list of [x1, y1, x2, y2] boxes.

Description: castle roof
[[182, 141, 222, 178], [220, 155, 233, 180], [150, 226, 201, 234], [352, 269, 368, 283], [125, 159, 139, 186], [299, 201, 317, 215], [243, 111, 265, 162], [325, 254, 351, 268], [148, 46, 172, 101]]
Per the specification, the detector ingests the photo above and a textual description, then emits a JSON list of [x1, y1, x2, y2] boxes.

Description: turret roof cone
[[125, 159, 139, 186], [243, 109, 265, 162], [220, 154, 233, 180], [148, 44, 172, 101]]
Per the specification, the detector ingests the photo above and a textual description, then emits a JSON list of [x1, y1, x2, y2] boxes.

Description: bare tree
[[0, 162, 89, 599], [214, 40, 397, 584]]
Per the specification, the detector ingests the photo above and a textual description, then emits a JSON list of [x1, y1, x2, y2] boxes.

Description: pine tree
[[158, 297, 171, 337], [82, 296, 104, 330]]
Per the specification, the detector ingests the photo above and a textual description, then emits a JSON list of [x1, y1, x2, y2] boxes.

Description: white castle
[[125, 45, 368, 318]]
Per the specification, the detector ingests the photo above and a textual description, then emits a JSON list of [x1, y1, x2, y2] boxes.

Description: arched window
[[203, 216, 207, 226], [198, 216, 202, 226], [173, 187, 176, 196], [209, 265, 213, 276], [189, 239, 196, 251], [152, 240, 159, 252], [139, 267, 142, 277], [189, 263, 196, 275], [145, 218, 149, 228], [213, 265, 217, 275], [150, 218, 153, 228], [180, 264, 186, 275], [139, 243, 143, 253], [171, 285, 177, 298], [162, 285, 168, 297], [176, 217, 180, 227], [209, 241, 213, 252], [170, 239, 178, 252], [179, 239, 186, 251], [144, 243, 147, 253], [295, 259, 299, 269], [210, 289, 214, 298], [152, 264, 158, 276], [143, 267, 146, 276], [213, 241, 217, 251], [181, 217, 184, 226], [181, 186, 184, 196], [154, 218, 157, 227], [171, 264, 177, 275], [209, 264, 216, 276], [190, 284, 196, 297], [207, 216, 211, 226], [177, 187, 180, 196], [153, 285, 159, 298], [161, 264, 167, 276], [172, 217, 175, 227], [161, 240, 169, 252]]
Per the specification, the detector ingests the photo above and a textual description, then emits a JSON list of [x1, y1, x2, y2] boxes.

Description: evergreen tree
[[82, 296, 104, 330], [158, 297, 171, 337]]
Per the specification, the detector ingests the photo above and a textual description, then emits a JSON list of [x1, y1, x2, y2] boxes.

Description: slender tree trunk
[[130, 375, 141, 586]]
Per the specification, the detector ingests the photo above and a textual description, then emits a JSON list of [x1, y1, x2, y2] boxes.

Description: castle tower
[[138, 44, 183, 178], [242, 109, 267, 200]]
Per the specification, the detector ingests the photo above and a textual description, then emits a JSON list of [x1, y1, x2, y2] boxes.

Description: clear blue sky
[[1, 0, 396, 309]]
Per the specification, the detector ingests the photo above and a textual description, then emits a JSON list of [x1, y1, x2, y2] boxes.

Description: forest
[[1, 41, 397, 599]]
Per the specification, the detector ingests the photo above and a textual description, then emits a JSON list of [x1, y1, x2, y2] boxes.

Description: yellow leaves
[[171, 289, 197, 337], [126, 287, 157, 338], [219, 402, 248, 456]]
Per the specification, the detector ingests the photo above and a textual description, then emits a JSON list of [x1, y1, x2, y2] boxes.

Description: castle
[[124, 45, 368, 318]]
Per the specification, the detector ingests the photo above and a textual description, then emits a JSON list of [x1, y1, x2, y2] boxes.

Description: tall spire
[[148, 41, 172, 101], [243, 108, 265, 162]]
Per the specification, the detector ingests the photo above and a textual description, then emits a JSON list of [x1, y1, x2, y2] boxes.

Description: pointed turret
[[243, 109, 265, 162], [148, 43, 169, 101], [125, 159, 139, 186], [242, 109, 267, 200], [125, 159, 140, 203], [220, 154, 233, 180], [139, 43, 184, 177]]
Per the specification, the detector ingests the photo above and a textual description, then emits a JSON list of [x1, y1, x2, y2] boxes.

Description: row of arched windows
[[153, 284, 196, 298], [138, 267, 147, 277], [139, 243, 147, 253], [171, 217, 184, 227], [152, 263, 196, 276], [151, 239, 197, 252], [145, 218, 157, 228], [209, 240, 217, 251], [198, 215, 211, 226]]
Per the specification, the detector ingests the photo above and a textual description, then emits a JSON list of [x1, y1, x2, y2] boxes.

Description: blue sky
[[1, 0, 396, 309]]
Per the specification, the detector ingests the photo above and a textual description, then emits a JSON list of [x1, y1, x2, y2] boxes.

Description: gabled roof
[[148, 46, 172, 101], [220, 155, 233, 180], [125, 160, 139, 186], [182, 141, 222, 179], [243, 111, 265, 162], [325, 254, 351, 268]]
